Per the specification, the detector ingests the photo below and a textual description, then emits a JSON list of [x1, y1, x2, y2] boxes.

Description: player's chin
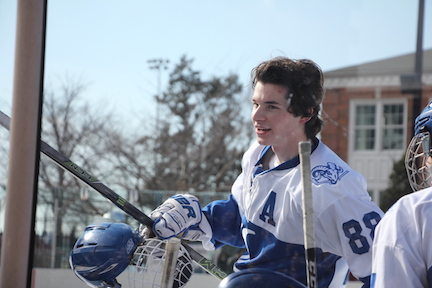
[[256, 137, 271, 146]]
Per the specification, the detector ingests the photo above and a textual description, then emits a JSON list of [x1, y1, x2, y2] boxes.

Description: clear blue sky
[[0, 0, 431, 125]]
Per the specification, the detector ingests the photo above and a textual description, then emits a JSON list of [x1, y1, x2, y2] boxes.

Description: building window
[[354, 102, 405, 151], [355, 105, 376, 150], [382, 104, 404, 149]]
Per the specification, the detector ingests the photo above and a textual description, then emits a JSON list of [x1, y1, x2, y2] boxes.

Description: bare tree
[[38, 78, 120, 267]]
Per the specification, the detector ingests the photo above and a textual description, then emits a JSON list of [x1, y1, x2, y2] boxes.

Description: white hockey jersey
[[371, 188, 432, 288], [201, 138, 383, 288]]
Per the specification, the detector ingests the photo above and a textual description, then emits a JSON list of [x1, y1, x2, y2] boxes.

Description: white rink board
[[32, 268, 363, 288]]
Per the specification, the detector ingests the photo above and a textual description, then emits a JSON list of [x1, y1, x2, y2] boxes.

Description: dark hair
[[251, 57, 324, 139]]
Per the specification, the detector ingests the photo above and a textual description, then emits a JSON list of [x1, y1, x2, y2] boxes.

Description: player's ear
[[300, 116, 311, 124], [300, 107, 313, 123]]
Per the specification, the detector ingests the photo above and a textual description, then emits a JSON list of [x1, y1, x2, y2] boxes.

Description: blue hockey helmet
[[217, 268, 306, 288], [406, 102, 432, 191], [70, 222, 142, 288], [414, 102, 432, 136]]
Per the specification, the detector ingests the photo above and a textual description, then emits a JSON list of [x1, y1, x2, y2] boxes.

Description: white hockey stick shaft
[[161, 238, 181, 288], [299, 141, 317, 288], [0, 110, 228, 281]]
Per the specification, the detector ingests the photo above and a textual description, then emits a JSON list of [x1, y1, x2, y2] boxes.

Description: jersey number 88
[[342, 211, 381, 255]]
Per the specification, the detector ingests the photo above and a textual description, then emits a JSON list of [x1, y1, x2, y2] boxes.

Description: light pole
[[147, 59, 170, 130], [147, 59, 169, 168], [400, 0, 424, 136]]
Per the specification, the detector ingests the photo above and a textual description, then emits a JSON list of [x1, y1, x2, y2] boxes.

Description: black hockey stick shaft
[[0, 111, 228, 280]]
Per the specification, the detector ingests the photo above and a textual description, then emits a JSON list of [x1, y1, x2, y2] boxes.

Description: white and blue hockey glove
[[150, 194, 203, 240]]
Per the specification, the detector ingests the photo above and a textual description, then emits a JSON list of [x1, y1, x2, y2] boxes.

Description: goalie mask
[[70, 222, 142, 288], [406, 102, 432, 191], [128, 238, 194, 288]]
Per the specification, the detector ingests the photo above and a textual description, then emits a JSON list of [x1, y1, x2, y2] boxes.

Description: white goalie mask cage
[[405, 131, 432, 191], [127, 238, 194, 288], [405, 102, 432, 192]]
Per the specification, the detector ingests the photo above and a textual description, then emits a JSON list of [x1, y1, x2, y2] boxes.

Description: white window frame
[[349, 97, 407, 155]]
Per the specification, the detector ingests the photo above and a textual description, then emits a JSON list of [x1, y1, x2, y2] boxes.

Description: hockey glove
[[181, 225, 206, 241], [150, 194, 203, 240]]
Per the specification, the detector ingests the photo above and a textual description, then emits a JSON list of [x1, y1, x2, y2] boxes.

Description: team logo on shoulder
[[311, 162, 348, 185]]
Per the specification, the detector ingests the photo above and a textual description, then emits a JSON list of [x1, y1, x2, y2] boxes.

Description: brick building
[[321, 49, 432, 204]]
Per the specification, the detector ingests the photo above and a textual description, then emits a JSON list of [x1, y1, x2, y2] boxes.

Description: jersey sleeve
[[200, 194, 245, 250], [313, 178, 383, 285]]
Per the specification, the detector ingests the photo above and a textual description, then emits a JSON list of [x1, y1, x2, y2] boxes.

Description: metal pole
[[412, 0, 424, 128], [147, 58, 169, 129], [147, 59, 169, 166], [0, 0, 47, 287]]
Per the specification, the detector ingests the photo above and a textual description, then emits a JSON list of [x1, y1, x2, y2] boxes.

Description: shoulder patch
[[311, 162, 349, 185]]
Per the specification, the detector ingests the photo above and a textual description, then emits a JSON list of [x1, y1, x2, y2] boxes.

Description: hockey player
[[149, 57, 383, 287], [371, 102, 432, 287]]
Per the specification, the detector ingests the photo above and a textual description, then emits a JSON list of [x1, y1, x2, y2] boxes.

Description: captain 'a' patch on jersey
[[258, 191, 276, 226]]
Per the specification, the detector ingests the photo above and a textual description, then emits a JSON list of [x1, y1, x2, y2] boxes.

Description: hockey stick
[[161, 238, 181, 288], [0, 110, 228, 281], [299, 141, 317, 288], [130, 238, 193, 287]]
